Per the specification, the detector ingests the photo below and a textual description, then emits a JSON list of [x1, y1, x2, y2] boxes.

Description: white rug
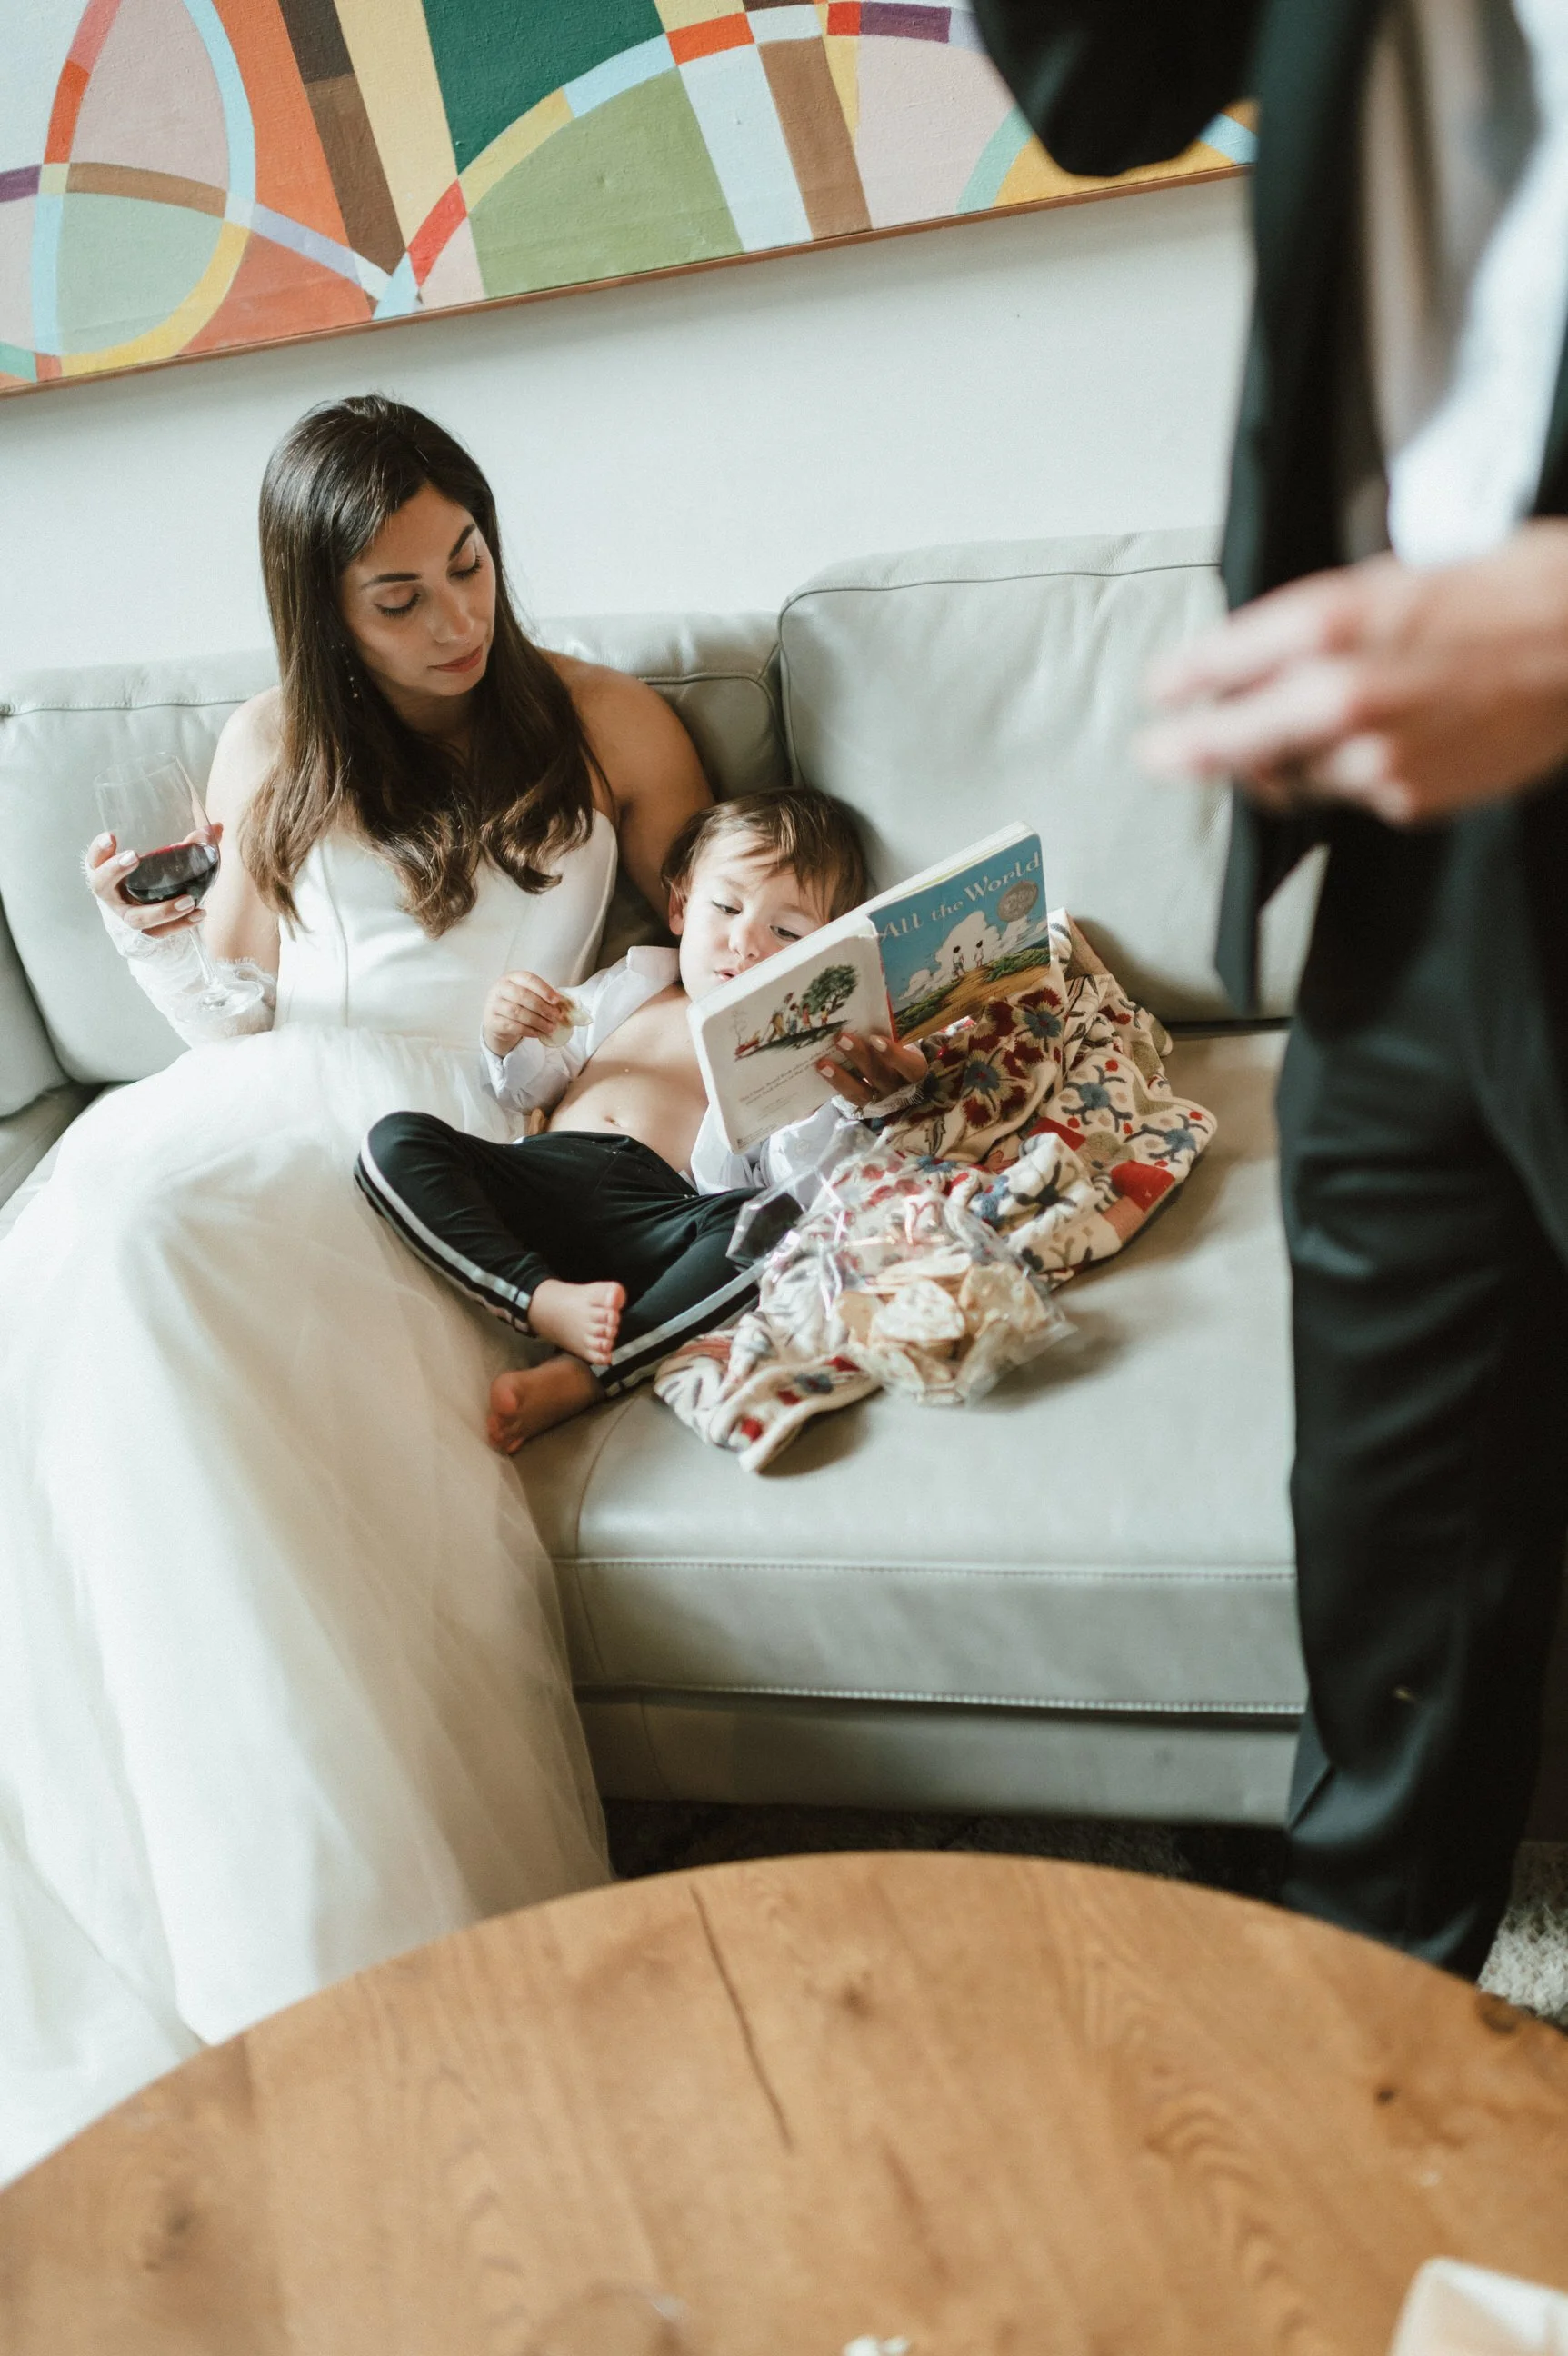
[[1481, 1842, 1568, 2027]]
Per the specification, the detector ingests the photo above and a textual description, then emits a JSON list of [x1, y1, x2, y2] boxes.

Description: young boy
[[356, 789, 925, 1452]]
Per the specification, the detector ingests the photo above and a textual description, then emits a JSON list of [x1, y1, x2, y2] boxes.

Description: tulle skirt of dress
[[0, 1025, 608, 2182]]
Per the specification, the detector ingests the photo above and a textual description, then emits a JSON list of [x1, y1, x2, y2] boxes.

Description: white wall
[[0, 178, 1251, 673]]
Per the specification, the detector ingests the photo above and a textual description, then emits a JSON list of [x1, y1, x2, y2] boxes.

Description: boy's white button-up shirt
[[481, 946, 877, 1197]]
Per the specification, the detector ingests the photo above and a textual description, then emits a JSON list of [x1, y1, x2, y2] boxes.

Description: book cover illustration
[[873, 830, 1053, 1039], [689, 923, 888, 1153]]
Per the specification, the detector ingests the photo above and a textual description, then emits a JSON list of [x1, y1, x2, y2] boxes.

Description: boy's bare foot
[[487, 1356, 604, 1453], [527, 1277, 624, 1363]]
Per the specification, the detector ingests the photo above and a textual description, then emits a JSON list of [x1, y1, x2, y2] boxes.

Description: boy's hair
[[659, 787, 869, 922]]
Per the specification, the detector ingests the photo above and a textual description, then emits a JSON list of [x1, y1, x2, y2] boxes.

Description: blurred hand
[[1137, 521, 1568, 825], [85, 822, 220, 939], [483, 970, 573, 1057], [816, 1028, 926, 1110]]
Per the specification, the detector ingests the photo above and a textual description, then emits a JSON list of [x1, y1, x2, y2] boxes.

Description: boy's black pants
[[357, 1116, 760, 1396], [1279, 799, 1568, 1977]]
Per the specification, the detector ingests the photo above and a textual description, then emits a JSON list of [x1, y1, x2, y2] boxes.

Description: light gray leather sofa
[[0, 530, 1329, 1826]]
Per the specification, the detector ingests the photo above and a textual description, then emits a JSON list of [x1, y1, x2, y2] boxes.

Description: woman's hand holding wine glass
[[85, 818, 223, 940], [87, 756, 265, 1023]]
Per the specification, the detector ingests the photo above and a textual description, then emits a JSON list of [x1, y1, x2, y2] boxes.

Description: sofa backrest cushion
[[0, 617, 782, 1086], [0, 654, 278, 1086], [779, 533, 1321, 1023], [545, 612, 785, 804]]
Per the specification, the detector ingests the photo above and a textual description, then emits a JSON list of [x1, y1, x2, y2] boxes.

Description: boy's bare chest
[[584, 992, 699, 1090], [548, 988, 708, 1161]]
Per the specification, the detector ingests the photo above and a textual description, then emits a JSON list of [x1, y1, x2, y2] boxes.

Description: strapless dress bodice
[[275, 814, 618, 1049]]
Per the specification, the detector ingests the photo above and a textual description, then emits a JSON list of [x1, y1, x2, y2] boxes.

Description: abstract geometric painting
[[0, 0, 1256, 396]]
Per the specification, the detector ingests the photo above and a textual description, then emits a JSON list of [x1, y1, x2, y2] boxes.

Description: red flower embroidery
[[1111, 1162, 1174, 1209]]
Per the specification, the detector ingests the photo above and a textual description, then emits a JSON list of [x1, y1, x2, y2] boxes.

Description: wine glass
[[95, 754, 264, 1023], [522, 2283, 703, 2354]]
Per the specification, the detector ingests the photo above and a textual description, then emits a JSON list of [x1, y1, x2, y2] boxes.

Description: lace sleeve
[[101, 903, 275, 1044]]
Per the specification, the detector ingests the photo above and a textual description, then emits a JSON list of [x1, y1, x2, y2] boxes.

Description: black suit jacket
[[974, 0, 1568, 1013]]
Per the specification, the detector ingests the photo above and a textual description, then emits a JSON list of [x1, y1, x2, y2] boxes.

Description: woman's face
[[337, 483, 497, 730]]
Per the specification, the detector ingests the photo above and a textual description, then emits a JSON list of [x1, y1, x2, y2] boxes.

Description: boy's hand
[[483, 971, 573, 1056], [817, 1030, 926, 1110]]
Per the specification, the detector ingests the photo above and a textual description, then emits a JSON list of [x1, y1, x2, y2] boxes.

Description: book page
[[689, 923, 887, 1153]]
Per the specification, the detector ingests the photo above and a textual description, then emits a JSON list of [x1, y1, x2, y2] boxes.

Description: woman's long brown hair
[[245, 396, 601, 935]]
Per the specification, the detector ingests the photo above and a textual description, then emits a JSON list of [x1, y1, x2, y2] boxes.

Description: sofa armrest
[[0, 1082, 96, 1228]]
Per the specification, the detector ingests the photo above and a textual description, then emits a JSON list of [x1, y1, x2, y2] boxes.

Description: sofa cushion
[[520, 1028, 1303, 1725], [0, 900, 65, 1116], [544, 612, 784, 803], [544, 614, 785, 966], [779, 533, 1323, 1024], [0, 654, 277, 1085], [0, 619, 782, 1087], [0, 1083, 95, 1224]]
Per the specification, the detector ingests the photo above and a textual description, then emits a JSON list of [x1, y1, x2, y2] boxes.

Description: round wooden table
[[3, 1852, 1567, 2354]]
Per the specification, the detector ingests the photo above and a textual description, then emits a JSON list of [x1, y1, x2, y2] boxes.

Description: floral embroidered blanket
[[653, 913, 1217, 1471]]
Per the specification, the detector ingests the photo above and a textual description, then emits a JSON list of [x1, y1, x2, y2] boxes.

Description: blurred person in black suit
[[976, 0, 1568, 1975]]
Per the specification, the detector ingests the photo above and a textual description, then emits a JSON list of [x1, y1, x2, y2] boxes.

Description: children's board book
[[689, 824, 1050, 1153]]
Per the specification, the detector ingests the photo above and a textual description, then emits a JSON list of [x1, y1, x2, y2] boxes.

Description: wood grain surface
[[2, 1851, 1566, 2355]]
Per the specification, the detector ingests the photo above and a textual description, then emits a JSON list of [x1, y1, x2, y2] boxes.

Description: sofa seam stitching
[[0, 663, 782, 723], [775, 557, 1213, 633], [569, 1562, 1294, 1583], [775, 558, 1211, 784], [0, 694, 260, 717], [573, 1684, 1303, 1715]]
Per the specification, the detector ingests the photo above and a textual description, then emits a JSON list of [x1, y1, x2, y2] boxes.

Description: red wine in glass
[[120, 839, 221, 907], [93, 756, 264, 1023]]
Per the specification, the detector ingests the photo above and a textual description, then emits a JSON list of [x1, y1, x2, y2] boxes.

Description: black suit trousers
[[1277, 803, 1568, 1974]]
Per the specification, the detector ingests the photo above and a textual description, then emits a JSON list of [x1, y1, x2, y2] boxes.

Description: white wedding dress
[[0, 819, 619, 2182]]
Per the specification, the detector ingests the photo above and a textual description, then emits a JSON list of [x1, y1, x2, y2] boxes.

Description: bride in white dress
[[0, 398, 711, 2182]]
